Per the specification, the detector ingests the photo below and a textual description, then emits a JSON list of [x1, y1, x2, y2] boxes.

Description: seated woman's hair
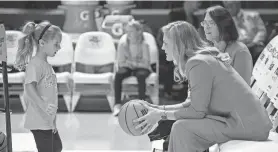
[[125, 19, 144, 43], [205, 5, 239, 42], [162, 21, 211, 82]]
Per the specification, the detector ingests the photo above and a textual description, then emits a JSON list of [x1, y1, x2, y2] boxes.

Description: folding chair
[[72, 31, 116, 112], [0, 30, 25, 111], [47, 32, 74, 112]]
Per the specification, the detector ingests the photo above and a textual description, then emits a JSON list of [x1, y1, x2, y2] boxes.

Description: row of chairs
[[0, 30, 159, 112]]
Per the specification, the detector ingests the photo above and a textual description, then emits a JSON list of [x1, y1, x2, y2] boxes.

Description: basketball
[[0, 132, 7, 152], [118, 99, 150, 136]]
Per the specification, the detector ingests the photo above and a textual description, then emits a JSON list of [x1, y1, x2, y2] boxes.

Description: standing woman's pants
[[114, 67, 151, 104]]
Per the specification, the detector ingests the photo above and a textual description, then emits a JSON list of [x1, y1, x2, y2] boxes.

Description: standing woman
[[202, 5, 253, 85], [135, 21, 272, 152]]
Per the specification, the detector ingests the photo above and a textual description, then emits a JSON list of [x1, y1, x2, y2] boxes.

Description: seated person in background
[[223, 1, 267, 65], [113, 20, 152, 116], [202, 6, 253, 85]]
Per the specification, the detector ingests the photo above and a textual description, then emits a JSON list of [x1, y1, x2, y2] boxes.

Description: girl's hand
[[52, 126, 57, 134], [133, 105, 163, 135], [46, 104, 57, 116]]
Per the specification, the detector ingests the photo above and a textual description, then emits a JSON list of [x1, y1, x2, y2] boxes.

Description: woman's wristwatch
[[157, 105, 165, 110], [160, 110, 168, 120]]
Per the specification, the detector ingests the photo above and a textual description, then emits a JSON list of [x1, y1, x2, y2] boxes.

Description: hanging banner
[[0, 23, 7, 62], [252, 35, 278, 106], [253, 36, 278, 85]]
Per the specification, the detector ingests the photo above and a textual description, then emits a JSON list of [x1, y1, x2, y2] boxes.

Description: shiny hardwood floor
[[0, 113, 152, 152]]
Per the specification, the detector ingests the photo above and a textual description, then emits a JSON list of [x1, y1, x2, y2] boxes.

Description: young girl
[[14, 21, 63, 152]]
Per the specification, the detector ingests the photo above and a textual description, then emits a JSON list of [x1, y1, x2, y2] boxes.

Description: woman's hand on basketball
[[133, 106, 163, 134]]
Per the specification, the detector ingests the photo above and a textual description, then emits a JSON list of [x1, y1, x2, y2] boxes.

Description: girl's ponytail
[[14, 22, 36, 71]]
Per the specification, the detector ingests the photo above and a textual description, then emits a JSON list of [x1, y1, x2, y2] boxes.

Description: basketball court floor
[[0, 113, 153, 152]]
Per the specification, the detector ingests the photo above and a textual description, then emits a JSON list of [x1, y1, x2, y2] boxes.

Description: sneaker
[[113, 104, 121, 116]]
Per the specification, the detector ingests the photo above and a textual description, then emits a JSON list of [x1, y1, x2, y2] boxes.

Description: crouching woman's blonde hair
[[162, 21, 215, 83]]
